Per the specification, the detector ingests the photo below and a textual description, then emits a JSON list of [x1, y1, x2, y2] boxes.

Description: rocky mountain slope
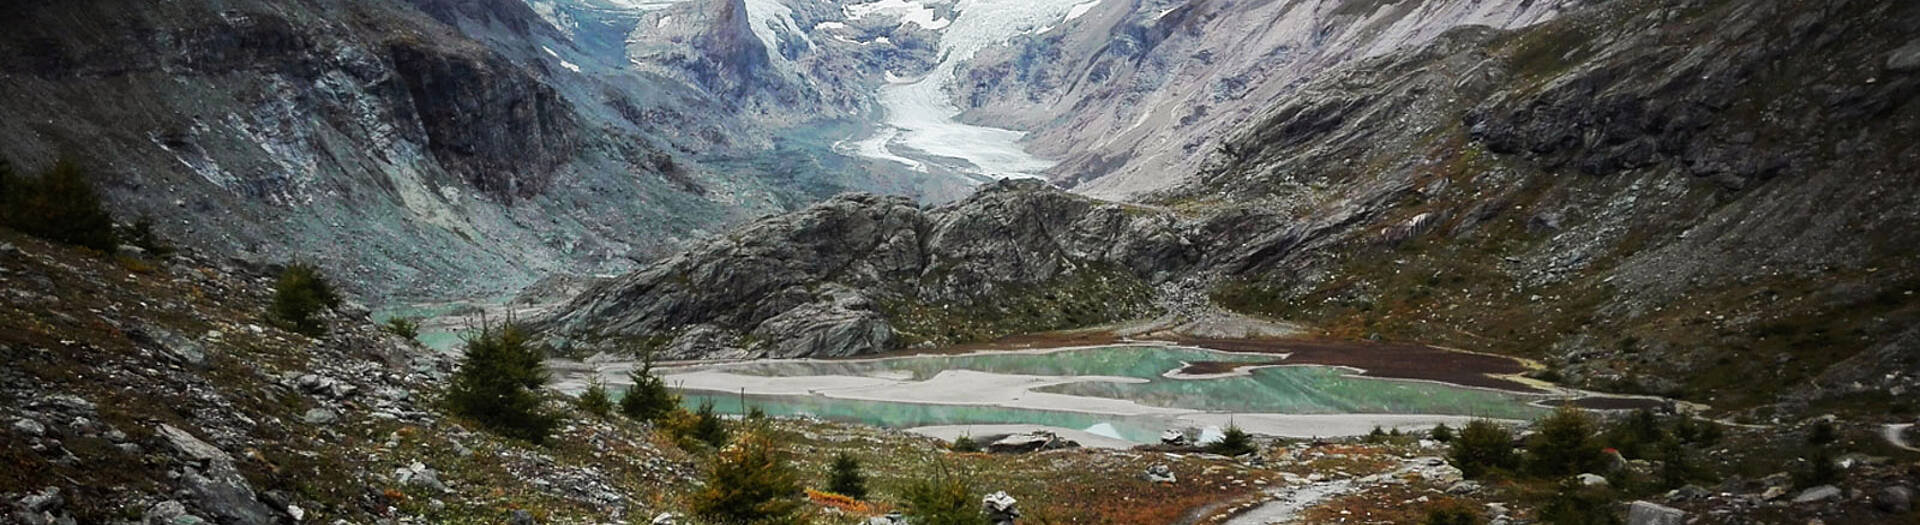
[[949, 0, 1581, 197], [544, 0, 1920, 421], [0, 0, 984, 303]]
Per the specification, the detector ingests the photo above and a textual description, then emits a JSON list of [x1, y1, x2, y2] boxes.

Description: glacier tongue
[[850, 0, 1090, 181]]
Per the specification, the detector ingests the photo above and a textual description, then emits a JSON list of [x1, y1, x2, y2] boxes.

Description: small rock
[[1145, 464, 1177, 484], [1875, 485, 1912, 514], [1576, 473, 1610, 488], [1625, 501, 1685, 525], [651, 512, 680, 525], [143, 501, 206, 525], [982, 491, 1019, 525], [12, 418, 47, 437], [1761, 486, 1789, 501], [1160, 429, 1190, 446], [302, 408, 337, 426], [1665, 484, 1709, 501], [19, 487, 63, 512], [1447, 480, 1481, 494], [509, 509, 535, 525], [1793, 485, 1842, 504], [396, 462, 449, 494]]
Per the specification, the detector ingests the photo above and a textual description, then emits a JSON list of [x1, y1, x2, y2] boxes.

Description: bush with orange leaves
[[805, 488, 873, 514]]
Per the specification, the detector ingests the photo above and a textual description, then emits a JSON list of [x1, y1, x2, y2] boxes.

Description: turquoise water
[[659, 346, 1548, 442]]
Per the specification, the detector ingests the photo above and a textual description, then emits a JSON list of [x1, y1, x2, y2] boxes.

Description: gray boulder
[[1625, 501, 1685, 525], [154, 425, 275, 525], [1793, 485, 1842, 504], [1875, 485, 1913, 514], [302, 408, 338, 425]]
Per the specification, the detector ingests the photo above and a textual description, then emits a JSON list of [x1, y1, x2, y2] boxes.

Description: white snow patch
[[1064, 0, 1100, 21], [844, 0, 951, 30]]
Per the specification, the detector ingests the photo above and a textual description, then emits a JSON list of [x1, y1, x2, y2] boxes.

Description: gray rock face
[[539, 180, 1188, 357], [1889, 39, 1920, 72], [1625, 501, 1686, 525]]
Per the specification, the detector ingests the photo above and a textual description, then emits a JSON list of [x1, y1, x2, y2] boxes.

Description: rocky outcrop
[[387, 41, 580, 201], [538, 179, 1191, 356]]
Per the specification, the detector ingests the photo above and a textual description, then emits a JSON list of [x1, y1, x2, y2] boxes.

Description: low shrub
[[690, 427, 805, 525], [0, 159, 118, 251], [268, 263, 341, 336], [1450, 419, 1519, 479]]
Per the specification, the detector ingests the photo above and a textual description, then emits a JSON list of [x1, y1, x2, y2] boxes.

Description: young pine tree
[[1430, 423, 1456, 443], [1208, 425, 1257, 456], [827, 452, 869, 500], [267, 263, 341, 336], [445, 324, 561, 444], [1527, 405, 1605, 478], [1450, 419, 1519, 479], [620, 349, 680, 423], [690, 427, 805, 525], [578, 377, 614, 418], [904, 464, 986, 525], [1366, 425, 1390, 443], [688, 399, 731, 449], [950, 435, 981, 453]]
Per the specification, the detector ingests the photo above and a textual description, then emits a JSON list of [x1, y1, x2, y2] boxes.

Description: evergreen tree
[[827, 452, 869, 500], [0, 159, 117, 251], [1450, 419, 1519, 479], [445, 324, 561, 444], [1603, 409, 1665, 459], [1208, 425, 1257, 456], [620, 349, 680, 423], [578, 377, 614, 418], [1539, 478, 1622, 525], [950, 435, 981, 453], [903, 464, 986, 525], [381, 316, 421, 340], [1366, 425, 1389, 443], [1430, 423, 1455, 442], [690, 427, 805, 525], [690, 399, 730, 448], [1653, 436, 1696, 491], [1527, 405, 1605, 478], [267, 263, 341, 336]]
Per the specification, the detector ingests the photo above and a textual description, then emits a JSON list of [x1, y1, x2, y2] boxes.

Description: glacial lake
[[562, 345, 1554, 445]]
